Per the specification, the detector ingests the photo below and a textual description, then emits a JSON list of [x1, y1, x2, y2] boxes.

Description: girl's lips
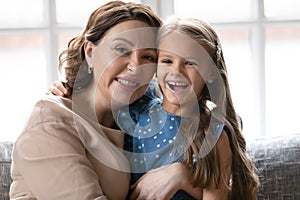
[[166, 81, 189, 92], [167, 81, 189, 91]]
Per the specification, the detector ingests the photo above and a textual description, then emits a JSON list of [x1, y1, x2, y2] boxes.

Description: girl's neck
[[162, 101, 199, 117]]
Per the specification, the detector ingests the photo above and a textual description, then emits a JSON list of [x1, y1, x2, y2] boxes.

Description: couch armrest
[[247, 134, 300, 199]]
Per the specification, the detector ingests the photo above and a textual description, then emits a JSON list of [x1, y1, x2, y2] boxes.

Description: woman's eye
[[143, 54, 157, 62], [114, 46, 130, 55]]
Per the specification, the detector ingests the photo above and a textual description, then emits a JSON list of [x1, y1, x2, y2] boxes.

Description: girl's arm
[[47, 80, 70, 97], [202, 130, 232, 200]]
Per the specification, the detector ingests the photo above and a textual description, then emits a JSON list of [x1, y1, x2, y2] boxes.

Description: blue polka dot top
[[117, 82, 224, 200]]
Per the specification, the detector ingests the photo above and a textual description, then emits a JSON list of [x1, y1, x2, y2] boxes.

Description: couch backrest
[[0, 142, 13, 200]]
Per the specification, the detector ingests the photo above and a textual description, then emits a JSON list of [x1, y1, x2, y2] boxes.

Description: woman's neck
[[74, 80, 124, 147], [74, 80, 115, 127]]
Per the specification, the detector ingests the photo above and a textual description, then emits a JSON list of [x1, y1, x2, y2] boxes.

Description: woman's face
[[85, 20, 157, 107], [157, 32, 213, 115]]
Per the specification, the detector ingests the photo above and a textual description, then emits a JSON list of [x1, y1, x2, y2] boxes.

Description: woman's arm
[[10, 99, 129, 200], [11, 121, 107, 199], [129, 130, 232, 200], [129, 162, 202, 200]]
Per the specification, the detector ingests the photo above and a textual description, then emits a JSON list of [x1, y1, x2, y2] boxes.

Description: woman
[[10, 1, 161, 199]]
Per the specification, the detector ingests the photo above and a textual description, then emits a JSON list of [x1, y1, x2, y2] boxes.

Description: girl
[[126, 17, 259, 200]]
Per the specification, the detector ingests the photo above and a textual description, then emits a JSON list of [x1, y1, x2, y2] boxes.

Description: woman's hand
[[46, 80, 70, 97], [129, 162, 203, 200]]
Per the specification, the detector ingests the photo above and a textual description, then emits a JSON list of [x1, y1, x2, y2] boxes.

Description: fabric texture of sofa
[[247, 134, 300, 200], [0, 134, 299, 200], [0, 142, 13, 200]]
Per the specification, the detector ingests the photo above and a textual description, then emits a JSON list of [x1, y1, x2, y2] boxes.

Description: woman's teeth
[[117, 78, 138, 87]]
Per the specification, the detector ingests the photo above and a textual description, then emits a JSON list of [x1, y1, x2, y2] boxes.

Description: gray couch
[[0, 142, 12, 200], [1, 134, 299, 200]]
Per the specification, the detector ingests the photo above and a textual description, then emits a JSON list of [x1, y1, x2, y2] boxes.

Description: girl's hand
[[129, 162, 202, 200], [46, 80, 70, 97]]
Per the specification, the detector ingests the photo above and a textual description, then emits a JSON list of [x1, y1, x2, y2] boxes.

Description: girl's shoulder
[[129, 82, 162, 114], [116, 82, 161, 133]]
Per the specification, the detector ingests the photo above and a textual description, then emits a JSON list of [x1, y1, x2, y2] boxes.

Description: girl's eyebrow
[[158, 50, 172, 55], [112, 38, 134, 46], [184, 56, 198, 61]]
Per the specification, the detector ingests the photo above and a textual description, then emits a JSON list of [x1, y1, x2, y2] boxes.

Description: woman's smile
[[116, 77, 139, 88]]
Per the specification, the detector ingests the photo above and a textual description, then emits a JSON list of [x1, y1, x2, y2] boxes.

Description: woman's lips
[[116, 78, 139, 88]]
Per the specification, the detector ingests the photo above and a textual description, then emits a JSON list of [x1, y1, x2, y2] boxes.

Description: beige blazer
[[10, 95, 130, 200]]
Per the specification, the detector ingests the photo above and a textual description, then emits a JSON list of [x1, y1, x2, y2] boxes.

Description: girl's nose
[[170, 61, 185, 75]]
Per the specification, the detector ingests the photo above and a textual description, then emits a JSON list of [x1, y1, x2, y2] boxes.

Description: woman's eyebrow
[[112, 38, 134, 46]]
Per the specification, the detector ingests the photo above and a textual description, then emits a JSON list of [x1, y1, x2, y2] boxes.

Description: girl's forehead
[[158, 33, 209, 60]]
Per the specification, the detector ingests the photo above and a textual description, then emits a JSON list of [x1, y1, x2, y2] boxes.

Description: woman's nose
[[127, 51, 143, 72]]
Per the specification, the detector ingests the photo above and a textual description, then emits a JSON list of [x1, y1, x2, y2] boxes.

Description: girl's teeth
[[167, 81, 188, 91], [168, 81, 188, 87]]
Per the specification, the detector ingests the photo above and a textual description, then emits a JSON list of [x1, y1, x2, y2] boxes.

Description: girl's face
[[85, 20, 157, 107], [157, 32, 213, 115]]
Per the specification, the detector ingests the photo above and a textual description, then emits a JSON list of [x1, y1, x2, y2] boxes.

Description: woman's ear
[[84, 41, 94, 63]]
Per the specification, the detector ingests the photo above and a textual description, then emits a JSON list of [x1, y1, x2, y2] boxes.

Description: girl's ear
[[207, 72, 216, 84], [207, 64, 218, 84]]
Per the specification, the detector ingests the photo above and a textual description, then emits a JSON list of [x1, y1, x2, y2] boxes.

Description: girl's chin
[[163, 90, 197, 107]]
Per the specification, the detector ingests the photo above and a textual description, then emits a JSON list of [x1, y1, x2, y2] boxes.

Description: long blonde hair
[[158, 17, 259, 200]]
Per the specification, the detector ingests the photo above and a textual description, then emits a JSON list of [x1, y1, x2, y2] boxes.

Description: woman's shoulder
[[14, 95, 80, 151], [24, 95, 75, 130]]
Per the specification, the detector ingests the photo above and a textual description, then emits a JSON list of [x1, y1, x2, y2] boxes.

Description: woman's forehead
[[99, 20, 158, 49]]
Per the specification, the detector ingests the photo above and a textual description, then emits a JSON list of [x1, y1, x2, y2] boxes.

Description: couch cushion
[[247, 134, 300, 199], [1, 134, 299, 200], [0, 142, 13, 200]]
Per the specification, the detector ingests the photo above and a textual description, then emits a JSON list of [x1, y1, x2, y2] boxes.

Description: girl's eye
[[160, 59, 172, 64], [186, 61, 197, 66]]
